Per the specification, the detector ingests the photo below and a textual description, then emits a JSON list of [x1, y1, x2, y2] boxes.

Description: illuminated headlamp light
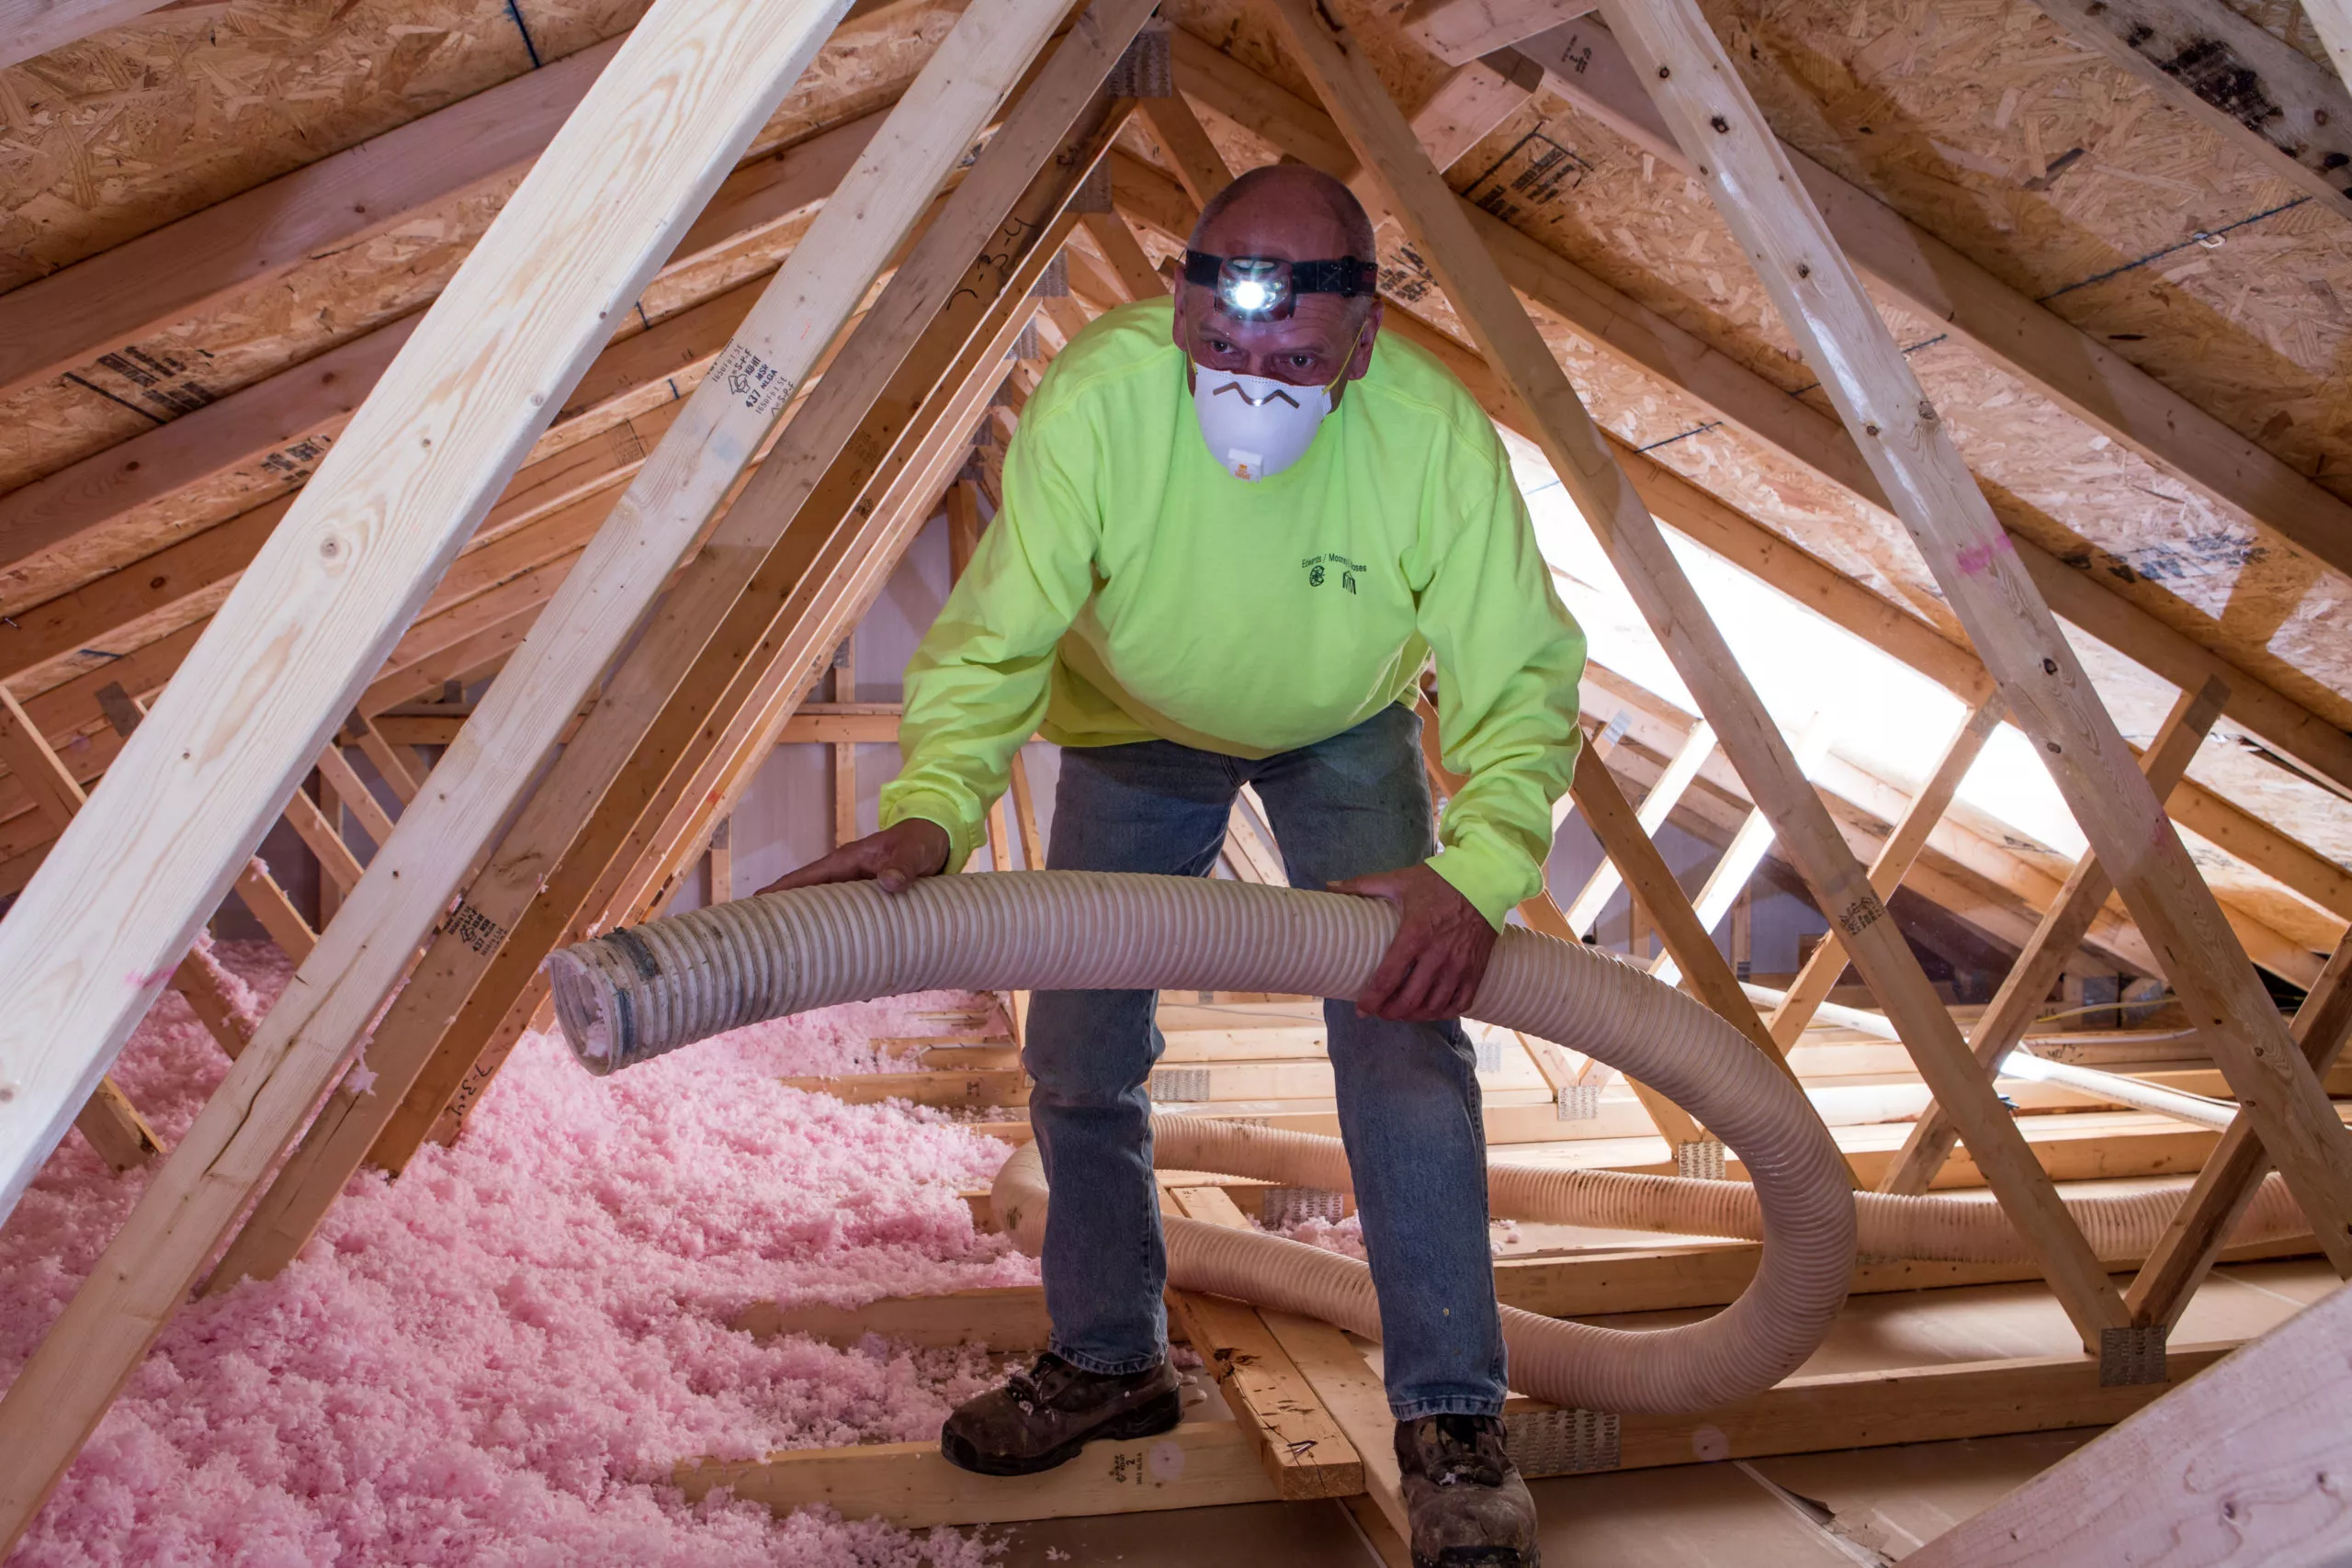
[[1182, 250, 1379, 321]]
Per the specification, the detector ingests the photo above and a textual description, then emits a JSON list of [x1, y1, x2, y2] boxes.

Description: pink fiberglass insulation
[[2, 943, 1038, 1567], [1262, 1213, 1523, 1262], [1268, 1213, 1369, 1260]]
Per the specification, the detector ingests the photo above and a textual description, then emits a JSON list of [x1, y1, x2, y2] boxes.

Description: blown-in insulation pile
[[0, 939, 1037, 1567]]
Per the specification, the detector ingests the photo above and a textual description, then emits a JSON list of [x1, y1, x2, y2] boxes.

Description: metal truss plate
[[1507, 1407, 1621, 1476], [1675, 1138, 1727, 1180], [1259, 1186, 1348, 1228], [1104, 18, 1171, 98], [1148, 1066, 1211, 1103], [2099, 1324, 2168, 1387]]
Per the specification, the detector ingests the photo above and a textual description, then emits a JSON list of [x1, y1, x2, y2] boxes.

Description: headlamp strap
[[1182, 250, 1378, 297]]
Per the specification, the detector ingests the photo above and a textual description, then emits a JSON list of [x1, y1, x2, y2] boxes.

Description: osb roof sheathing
[[0, 0, 2345, 941], [0, 0, 958, 525]]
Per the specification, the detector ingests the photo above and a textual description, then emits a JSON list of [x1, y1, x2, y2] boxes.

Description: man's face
[[1172, 201, 1383, 390]]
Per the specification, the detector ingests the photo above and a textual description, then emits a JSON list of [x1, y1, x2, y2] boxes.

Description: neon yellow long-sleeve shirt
[[877, 299, 1587, 927]]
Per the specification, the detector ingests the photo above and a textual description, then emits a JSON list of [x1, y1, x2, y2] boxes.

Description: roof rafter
[[1492, 16, 2352, 586], [2030, 0, 2352, 227]]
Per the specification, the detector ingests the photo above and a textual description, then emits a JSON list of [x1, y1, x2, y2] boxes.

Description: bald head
[[1189, 164, 1377, 262], [1174, 164, 1385, 392]]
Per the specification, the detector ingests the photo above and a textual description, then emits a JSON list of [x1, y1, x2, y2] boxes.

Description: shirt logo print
[[1303, 552, 1367, 595]]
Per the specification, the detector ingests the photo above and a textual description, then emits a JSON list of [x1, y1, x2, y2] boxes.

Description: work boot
[[1395, 1414, 1542, 1567], [939, 1351, 1182, 1476]]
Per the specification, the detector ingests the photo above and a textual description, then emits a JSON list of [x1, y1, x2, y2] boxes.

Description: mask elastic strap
[[1321, 314, 1373, 400]]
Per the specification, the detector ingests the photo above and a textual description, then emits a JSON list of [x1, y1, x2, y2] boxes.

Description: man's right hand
[[756, 818, 952, 897]]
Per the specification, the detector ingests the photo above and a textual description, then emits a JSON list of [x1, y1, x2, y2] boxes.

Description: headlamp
[[1182, 250, 1379, 321]]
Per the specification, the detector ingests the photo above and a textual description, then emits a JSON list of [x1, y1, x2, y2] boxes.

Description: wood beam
[[1224, 795, 1289, 887], [0, 103, 876, 658], [1410, 692, 1713, 1147], [1, 679, 260, 1071], [1076, 209, 1169, 300], [1, 326, 408, 589], [1008, 749, 1046, 870], [5, 186, 1001, 854], [1770, 694, 2004, 1045], [1377, 297, 2303, 986], [213, 21, 1137, 1291], [0, 0, 1065, 1544], [1566, 744, 1810, 1094], [405, 125, 1127, 1168], [1815, 752, 2152, 976], [1600, 0, 2352, 1266], [0, 0, 860, 1228], [1645, 716, 1835, 989], [2312, 0, 2352, 93], [1905, 1284, 2352, 1567], [706, 816, 733, 904], [1164, 1185, 1365, 1499], [1397, 48, 1545, 174], [0, 40, 621, 404], [678, 1323, 2260, 1530], [2030, 0, 2352, 227], [1400, 0, 1598, 63], [607, 349, 1038, 932], [1884, 678, 2233, 1195], [1136, 91, 1236, 207], [1601, 452, 2321, 982], [0, 0, 932, 405], [676, 1419, 1281, 1527], [345, 710, 423, 807], [2128, 931, 2352, 1325], [68, 1076, 166, 1171], [0, 687, 88, 834], [2164, 775, 2352, 927], [831, 639, 859, 847], [1167, 1181, 1408, 1540], [1559, 718, 1714, 935], [0, 457, 630, 854], [1269, 0, 2132, 1344], [0, 685, 169, 1170], [1515, 15, 2352, 590], [92, 685, 325, 987], [1556, 1337, 2247, 1477]]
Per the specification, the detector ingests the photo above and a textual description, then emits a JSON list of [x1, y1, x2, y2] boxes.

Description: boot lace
[[1005, 1353, 1083, 1414], [1423, 1415, 1509, 1488]]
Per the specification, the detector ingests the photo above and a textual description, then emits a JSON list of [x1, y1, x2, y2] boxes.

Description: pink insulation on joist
[[1, 944, 1035, 1567]]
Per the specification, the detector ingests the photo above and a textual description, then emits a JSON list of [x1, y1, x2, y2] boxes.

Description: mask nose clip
[[1210, 380, 1303, 411]]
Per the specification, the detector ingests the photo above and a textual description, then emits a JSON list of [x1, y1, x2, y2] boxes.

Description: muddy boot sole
[[1412, 1550, 1540, 1568], [940, 1387, 1184, 1477]]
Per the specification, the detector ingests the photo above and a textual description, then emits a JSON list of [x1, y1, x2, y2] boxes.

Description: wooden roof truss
[[0, 0, 2347, 1551]]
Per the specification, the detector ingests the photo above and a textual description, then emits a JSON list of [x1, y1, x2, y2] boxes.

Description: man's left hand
[[1329, 863, 1498, 1022]]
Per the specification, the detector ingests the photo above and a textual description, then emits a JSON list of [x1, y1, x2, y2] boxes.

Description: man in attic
[[770, 164, 1587, 1567]]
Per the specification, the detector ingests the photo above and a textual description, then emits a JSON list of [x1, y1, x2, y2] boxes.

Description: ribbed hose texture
[[1148, 1116, 2312, 1265], [546, 873, 1857, 1415]]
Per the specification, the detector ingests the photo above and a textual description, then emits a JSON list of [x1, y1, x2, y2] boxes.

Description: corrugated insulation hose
[[544, 874, 2318, 1407], [1136, 1115, 2310, 1266], [546, 873, 1856, 1413]]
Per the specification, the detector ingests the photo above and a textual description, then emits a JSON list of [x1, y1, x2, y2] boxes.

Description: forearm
[[1427, 648, 1587, 927], [879, 659, 1051, 870]]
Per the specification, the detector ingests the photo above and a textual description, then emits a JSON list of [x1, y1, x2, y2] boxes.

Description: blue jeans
[[1026, 703, 1507, 1419]]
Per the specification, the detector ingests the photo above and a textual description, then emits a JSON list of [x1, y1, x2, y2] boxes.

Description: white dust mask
[[1190, 366, 1333, 482]]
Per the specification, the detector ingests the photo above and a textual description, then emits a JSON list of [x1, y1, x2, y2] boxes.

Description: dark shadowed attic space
[[1, 0, 2349, 1560]]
